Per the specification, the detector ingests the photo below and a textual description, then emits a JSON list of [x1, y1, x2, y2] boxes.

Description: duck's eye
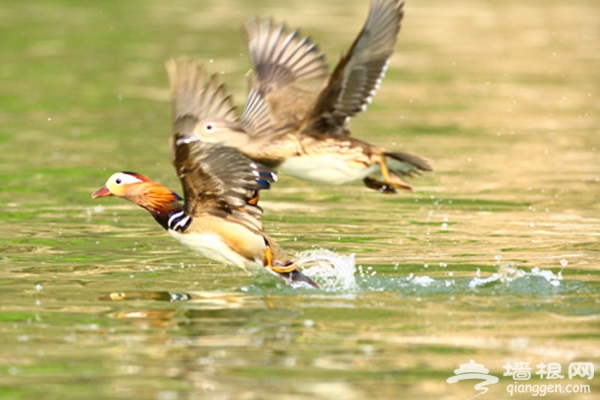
[[205, 124, 213, 131], [115, 178, 122, 184]]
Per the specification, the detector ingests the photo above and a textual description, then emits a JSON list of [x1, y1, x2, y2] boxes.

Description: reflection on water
[[1, 0, 599, 398]]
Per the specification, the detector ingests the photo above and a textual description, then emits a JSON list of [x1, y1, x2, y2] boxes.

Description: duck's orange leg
[[379, 154, 413, 190], [263, 240, 296, 273]]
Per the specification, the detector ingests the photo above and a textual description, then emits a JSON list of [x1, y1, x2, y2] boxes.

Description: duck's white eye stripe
[[110, 173, 143, 185]]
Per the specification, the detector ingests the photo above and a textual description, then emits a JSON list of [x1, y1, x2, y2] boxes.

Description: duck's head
[[92, 172, 155, 198], [93, 171, 182, 205], [191, 118, 249, 146], [92, 172, 183, 229]]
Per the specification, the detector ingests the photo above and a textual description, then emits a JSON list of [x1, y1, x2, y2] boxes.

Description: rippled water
[[2, 0, 599, 399]]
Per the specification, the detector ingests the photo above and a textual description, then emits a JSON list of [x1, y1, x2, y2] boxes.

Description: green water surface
[[1, 0, 599, 399]]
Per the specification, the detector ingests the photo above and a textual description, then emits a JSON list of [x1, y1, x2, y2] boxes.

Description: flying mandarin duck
[[186, 0, 432, 193], [92, 59, 318, 288]]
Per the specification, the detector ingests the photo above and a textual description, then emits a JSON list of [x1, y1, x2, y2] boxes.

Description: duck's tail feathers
[[363, 151, 433, 194], [385, 151, 433, 176]]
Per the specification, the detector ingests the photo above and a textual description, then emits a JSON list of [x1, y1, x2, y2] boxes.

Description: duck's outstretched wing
[[168, 58, 275, 230], [242, 18, 329, 135], [302, 0, 404, 136], [167, 57, 238, 123], [171, 123, 276, 231], [168, 56, 273, 139], [245, 17, 328, 93], [239, 83, 274, 138]]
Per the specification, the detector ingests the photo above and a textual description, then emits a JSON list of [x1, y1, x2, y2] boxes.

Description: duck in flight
[[186, 0, 432, 193], [92, 60, 318, 288]]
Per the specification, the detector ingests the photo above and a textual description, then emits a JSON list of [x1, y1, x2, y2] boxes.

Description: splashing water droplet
[[296, 249, 358, 291]]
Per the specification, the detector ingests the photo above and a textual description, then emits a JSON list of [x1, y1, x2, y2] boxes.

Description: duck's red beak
[[92, 186, 112, 198]]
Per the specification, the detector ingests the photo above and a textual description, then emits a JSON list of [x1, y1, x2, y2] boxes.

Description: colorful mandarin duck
[[187, 0, 432, 193], [92, 59, 318, 288]]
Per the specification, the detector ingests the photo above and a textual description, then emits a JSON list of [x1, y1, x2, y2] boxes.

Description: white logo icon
[[447, 359, 499, 397]]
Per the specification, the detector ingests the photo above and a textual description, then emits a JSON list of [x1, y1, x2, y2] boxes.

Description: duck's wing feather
[[239, 83, 274, 138], [168, 56, 274, 139], [168, 58, 276, 231], [242, 18, 329, 136], [302, 0, 404, 137], [167, 57, 238, 124], [245, 17, 328, 94], [171, 123, 276, 231]]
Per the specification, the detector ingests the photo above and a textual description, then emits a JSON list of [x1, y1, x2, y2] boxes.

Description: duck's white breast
[[278, 154, 378, 184], [168, 230, 261, 272]]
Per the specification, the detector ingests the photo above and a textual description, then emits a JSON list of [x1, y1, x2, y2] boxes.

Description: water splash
[[296, 249, 358, 291], [358, 263, 570, 296], [293, 249, 567, 295], [469, 263, 562, 289], [406, 274, 435, 287]]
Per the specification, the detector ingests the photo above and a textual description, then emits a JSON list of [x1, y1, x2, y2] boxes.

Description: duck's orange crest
[[136, 182, 182, 211]]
